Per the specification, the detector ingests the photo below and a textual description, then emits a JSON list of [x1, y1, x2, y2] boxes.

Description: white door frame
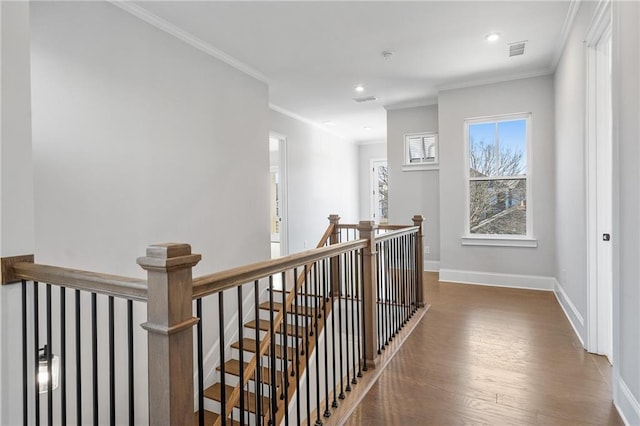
[[585, 0, 613, 359], [270, 132, 289, 256]]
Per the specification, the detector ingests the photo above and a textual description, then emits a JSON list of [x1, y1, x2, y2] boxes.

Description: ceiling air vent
[[509, 40, 527, 57], [509, 41, 527, 57], [353, 96, 377, 103]]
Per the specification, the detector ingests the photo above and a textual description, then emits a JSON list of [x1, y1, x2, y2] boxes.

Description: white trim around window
[[462, 112, 536, 247]]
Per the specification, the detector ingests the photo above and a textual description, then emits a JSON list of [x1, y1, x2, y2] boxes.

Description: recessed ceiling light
[[355, 85, 365, 93], [485, 32, 501, 42], [364, 126, 372, 130], [322, 120, 335, 126]]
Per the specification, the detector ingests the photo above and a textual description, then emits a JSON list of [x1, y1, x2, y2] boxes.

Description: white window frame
[[402, 132, 439, 171], [462, 112, 537, 248]]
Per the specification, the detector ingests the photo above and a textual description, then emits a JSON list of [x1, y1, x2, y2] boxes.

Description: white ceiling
[[126, 1, 573, 143]]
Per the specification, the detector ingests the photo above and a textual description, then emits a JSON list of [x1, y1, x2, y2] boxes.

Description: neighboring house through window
[[463, 113, 536, 247]]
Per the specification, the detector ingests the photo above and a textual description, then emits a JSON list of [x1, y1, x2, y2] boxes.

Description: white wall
[[357, 142, 386, 221], [269, 109, 359, 253], [0, 2, 35, 423], [612, 1, 640, 423], [387, 105, 440, 269], [553, 0, 596, 352], [27, 2, 271, 425], [438, 76, 556, 287], [31, 2, 270, 275]]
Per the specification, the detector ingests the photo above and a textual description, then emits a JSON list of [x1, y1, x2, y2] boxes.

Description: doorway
[[269, 134, 288, 259], [370, 159, 388, 224], [586, 5, 612, 362]]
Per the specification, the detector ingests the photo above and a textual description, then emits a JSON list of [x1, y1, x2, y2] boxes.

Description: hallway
[[346, 274, 623, 425]]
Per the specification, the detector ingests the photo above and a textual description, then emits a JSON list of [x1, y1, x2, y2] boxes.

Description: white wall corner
[[439, 269, 555, 291], [424, 260, 440, 272], [553, 279, 586, 347], [615, 377, 640, 426]]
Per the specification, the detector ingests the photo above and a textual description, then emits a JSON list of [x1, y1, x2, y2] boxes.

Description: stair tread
[[204, 383, 270, 414], [231, 338, 297, 360], [192, 409, 241, 426], [245, 319, 306, 337], [258, 301, 315, 317], [217, 359, 284, 386]]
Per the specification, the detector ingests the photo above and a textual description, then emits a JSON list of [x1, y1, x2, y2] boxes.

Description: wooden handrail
[[11, 262, 147, 302], [374, 226, 419, 243], [192, 238, 367, 299]]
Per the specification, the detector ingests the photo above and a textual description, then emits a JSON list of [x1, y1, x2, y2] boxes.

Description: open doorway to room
[[586, 4, 612, 363], [370, 159, 388, 224], [269, 133, 288, 260]]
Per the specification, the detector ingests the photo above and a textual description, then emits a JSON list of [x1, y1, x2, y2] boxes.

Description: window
[[403, 132, 438, 170], [464, 113, 535, 246]]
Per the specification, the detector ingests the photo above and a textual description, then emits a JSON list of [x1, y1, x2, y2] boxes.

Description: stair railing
[[3, 213, 426, 426]]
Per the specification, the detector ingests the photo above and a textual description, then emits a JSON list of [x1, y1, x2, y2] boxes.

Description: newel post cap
[[328, 214, 341, 223], [137, 243, 201, 271], [412, 214, 424, 224], [357, 220, 375, 231]]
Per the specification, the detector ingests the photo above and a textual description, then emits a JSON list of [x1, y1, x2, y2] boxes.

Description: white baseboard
[[615, 377, 640, 426], [553, 279, 585, 346], [439, 268, 555, 291], [424, 260, 440, 272]]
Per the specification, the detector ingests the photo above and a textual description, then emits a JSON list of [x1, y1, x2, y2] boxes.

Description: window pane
[[377, 165, 388, 223], [497, 120, 527, 175], [408, 137, 424, 162], [469, 120, 527, 178], [422, 136, 436, 160], [469, 179, 526, 235]]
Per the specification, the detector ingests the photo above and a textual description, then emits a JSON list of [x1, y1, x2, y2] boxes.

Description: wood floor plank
[[344, 274, 623, 426]]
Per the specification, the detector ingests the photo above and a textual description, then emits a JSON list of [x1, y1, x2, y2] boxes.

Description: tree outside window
[[467, 115, 529, 235]]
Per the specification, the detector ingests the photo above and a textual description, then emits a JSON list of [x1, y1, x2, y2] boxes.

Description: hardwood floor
[[345, 273, 623, 425]]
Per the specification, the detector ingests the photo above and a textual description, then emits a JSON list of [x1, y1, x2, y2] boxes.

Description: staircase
[[197, 231, 337, 426]]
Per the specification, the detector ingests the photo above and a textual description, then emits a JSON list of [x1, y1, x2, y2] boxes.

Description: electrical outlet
[[425, 246, 430, 254]]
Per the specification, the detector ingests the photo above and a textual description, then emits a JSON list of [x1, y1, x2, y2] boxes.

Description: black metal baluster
[[393, 237, 399, 336], [376, 243, 383, 354], [355, 251, 363, 378], [384, 240, 396, 346], [127, 300, 134, 426], [322, 259, 331, 418], [22, 280, 28, 426], [60, 287, 67, 426], [196, 298, 204, 426], [46, 284, 52, 426], [304, 265, 311, 424], [314, 262, 322, 426], [293, 268, 301, 424], [254, 280, 261, 426], [237, 286, 245, 426], [91, 293, 97, 426], [281, 272, 289, 426], [350, 251, 358, 385], [337, 256, 345, 401], [108, 296, 115, 426], [75, 290, 81, 425], [329, 257, 338, 409], [269, 276, 277, 426], [34, 282, 40, 426], [359, 248, 368, 372], [344, 253, 352, 393], [219, 292, 226, 426]]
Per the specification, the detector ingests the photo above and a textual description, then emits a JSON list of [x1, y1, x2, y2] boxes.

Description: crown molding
[[269, 104, 354, 143], [437, 68, 553, 93], [550, 0, 582, 70], [108, 1, 269, 84], [384, 97, 438, 111]]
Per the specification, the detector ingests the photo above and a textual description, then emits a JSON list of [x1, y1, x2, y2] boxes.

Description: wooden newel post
[[412, 215, 426, 307], [138, 243, 201, 426], [357, 220, 378, 368], [328, 214, 340, 296]]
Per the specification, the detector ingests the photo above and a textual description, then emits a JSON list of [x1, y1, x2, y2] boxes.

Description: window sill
[[402, 163, 439, 172], [461, 236, 538, 248]]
